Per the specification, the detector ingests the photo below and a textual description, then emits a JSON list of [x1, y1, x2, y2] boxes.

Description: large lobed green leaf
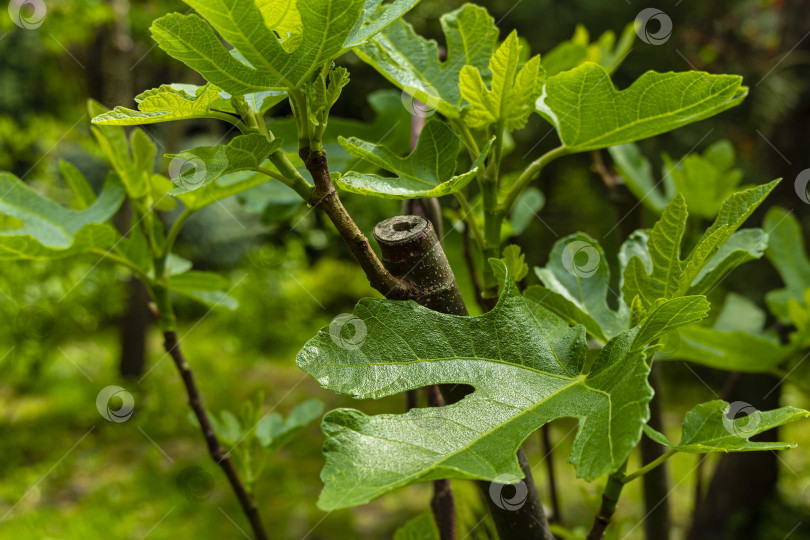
[[298, 260, 709, 509], [536, 63, 748, 152], [0, 173, 124, 260], [645, 400, 808, 453], [530, 232, 629, 343], [151, 0, 417, 95], [622, 181, 778, 309], [355, 3, 499, 118], [336, 119, 491, 199]]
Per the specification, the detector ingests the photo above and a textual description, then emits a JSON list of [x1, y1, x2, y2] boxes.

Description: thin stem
[[541, 425, 563, 524], [209, 111, 251, 134], [163, 331, 268, 540], [502, 146, 568, 215], [586, 461, 628, 540], [162, 208, 193, 259], [253, 167, 312, 200], [454, 192, 484, 249], [461, 220, 486, 313], [90, 249, 148, 279], [451, 119, 481, 160], [622, 449, 678, 484]]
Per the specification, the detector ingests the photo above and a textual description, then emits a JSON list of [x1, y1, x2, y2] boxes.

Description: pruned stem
[[163, 331, 268, 540]]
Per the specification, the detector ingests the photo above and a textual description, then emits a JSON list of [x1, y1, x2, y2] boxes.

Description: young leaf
[[176, 170, 291, 212], [622, 181, 778, 309], [530, 233, 629, 343], [336, 119, 492, 199], [151, 0, 374, 94], [394, 513, 439, 540], [59, 161, 96, 209], [355, 4, 499, 118], [763, 207, 810, 323], [0, 173, 124, 259], [536, 63, 747, 152], [92, 84, 234, 126], [459, 31, 544, 131], [542, 24, 635, 76], [166, 134, 281, 194], [256, 399, 324, 454], [501, 244, 528, 283], [298, 260, 708, 509], [89, 100, 154, 201], [608, 142, 672, 214], [344, 0, 422, 49], [644, 400, 809, 453], [663, 140, 743, 219], [169, 270, 238, 310]]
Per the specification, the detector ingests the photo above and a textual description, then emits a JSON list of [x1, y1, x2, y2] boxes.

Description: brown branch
[[300, 148, 411, 300], [375, 216, 553, 540], [163, 331, 268, 540]]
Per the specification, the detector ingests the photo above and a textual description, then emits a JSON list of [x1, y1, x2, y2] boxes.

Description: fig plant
[[2, 1, 808, 539]]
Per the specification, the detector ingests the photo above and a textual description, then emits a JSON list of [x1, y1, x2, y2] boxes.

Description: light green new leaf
[[658, 293, 786, 373], [501, 244, 528, 283], [459, 31, 544, 130], [687, 229, 768, 295], [59, 161, 96, 209], [644, 400, 809, 453], [394, 513, 439, 540], [177, 170, 290, 212], [298, 261, 709, 509], [763, 207, 810, 323], [167, 134, 281, 194], [542, 23, 635, 77], [0, 173, 124, 260], [608, 142, 673, 214], [89, 100, 154, 201], [336, 120, 492, 199], [168, 270, 238, 310], [151, 0, 365, 94], [622, 181, 778, 309], [530, 233, 629, 343], [92, 84, 231, 126], [536, 63, 747, 152], [345, 0, 422, 49], [256, 399, 324, 454], [356, 4, 499, 118]]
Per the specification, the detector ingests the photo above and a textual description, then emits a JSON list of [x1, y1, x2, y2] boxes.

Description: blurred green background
[[1, 0, 809, 538]]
